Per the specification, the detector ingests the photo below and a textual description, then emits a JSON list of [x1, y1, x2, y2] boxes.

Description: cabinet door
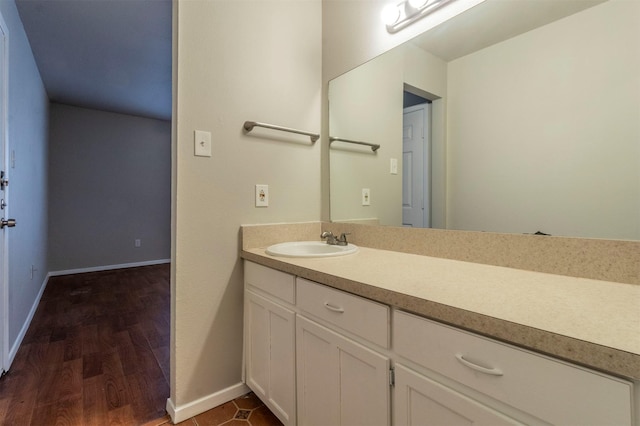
[[245, 290, 296, 425], [296, 315, 390, 426], [394, 311, 633, 425], [394, 364, 521, 426]]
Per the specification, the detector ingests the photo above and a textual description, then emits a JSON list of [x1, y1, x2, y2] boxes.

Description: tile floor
[[146, 392, 283, 426]]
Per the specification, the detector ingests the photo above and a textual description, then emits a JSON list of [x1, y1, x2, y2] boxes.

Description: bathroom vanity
[[241, 233, 639, 425]]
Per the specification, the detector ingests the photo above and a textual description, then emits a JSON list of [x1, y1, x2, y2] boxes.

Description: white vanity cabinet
[[295, 278, 390, 426], [244, 262, 296, 425], [394, 310, 634, 426], [394, 363, 520, 425], [244, 261, 635, 426], [244, 263, 391, 426]]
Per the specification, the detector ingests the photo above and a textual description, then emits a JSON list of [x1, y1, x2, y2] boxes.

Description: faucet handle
[[321, 231, 338, 244], [337, 233, 350, 245], [321, 231, 334, 239]]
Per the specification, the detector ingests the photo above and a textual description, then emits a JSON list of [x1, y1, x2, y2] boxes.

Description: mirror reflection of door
[[402, 92, 431, 228]]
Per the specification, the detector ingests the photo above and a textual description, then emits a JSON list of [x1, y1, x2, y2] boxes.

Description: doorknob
[[0, 218, 15, 229]]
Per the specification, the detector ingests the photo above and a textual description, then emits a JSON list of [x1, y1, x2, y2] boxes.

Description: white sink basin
[[266, 241, 358, 258]]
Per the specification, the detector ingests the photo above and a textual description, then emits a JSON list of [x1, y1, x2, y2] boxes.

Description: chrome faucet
[[321, 231, 350, 246], [321, 231, 338, 245]]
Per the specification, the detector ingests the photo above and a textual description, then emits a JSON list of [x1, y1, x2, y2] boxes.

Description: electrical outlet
[[194, 130, 212, 157], [135, 239, 141, 247], [256, 184, 269, 207], [362, 188, 371, 206]]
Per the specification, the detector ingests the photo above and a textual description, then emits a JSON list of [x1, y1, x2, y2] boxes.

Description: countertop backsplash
[[241, 222, 639, 285]]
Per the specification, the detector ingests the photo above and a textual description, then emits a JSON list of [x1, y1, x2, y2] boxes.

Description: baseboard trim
[[166, 382, 250, 423], [48, 259, 171, 277], [6, 273, 49, 370]]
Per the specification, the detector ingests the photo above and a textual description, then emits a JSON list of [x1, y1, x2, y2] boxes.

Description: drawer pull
[[455, 354, 503, 376], [323, 302, 345, 313]]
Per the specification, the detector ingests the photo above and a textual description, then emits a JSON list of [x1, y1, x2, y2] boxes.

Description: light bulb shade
[[408, 0, 430, 8], [381, 3, 401, 26], [385, 0, 455, 33]]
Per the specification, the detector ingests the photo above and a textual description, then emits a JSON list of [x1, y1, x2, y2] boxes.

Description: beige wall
[[324, 0, 639, 240], [329, 48, 404, 225], [321, 0, 483, 221], [172, 0, 321, 418], [447, 0, 640, 239], [171, 0, 637, 419], [403, 43, 448, 228], [322, 0, 484, 82], [329, 43, 447, 226]]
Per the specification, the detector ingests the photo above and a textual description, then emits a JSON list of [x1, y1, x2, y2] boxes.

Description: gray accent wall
[[0, 0, 49, 362], [48, 104, 170, 272]]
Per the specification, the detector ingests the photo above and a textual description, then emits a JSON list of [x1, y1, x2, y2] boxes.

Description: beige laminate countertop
[[242, 246, 640, 381]]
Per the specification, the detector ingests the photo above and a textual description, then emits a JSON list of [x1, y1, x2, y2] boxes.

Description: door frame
[[402, 102, 431, 228], [0, 9, 9, 373]]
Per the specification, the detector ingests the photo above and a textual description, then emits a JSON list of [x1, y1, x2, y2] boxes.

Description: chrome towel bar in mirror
[[329, 136, 380, 152]]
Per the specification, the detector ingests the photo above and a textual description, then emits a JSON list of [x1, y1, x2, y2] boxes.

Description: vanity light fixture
[[382, 0, 455, 33], [381, 3, 402, 27], [408, 0, 431, 8]]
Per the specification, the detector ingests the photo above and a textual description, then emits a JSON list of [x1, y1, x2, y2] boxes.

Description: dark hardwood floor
[[0, 264, 170, 425]]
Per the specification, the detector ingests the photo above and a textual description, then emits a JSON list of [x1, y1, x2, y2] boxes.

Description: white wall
[[172, 0, 321, 418], [48, 104, 171, 272], [447, 0, 640, 240], [0, 0, 49, 364]]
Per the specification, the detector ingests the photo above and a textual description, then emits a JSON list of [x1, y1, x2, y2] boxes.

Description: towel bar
[[329, 136, 380, 152], [243, 121, 319, 143]]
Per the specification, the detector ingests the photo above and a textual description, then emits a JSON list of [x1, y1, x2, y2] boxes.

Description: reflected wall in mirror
[[329, 0, 639, 240]]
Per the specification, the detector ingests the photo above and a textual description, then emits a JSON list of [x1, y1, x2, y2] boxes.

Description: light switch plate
[[194, 130, 212, 157], [390, 158, 398, 175], [256, 184, 269, 207]]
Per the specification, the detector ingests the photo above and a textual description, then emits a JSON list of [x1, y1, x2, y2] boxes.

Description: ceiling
[[15, 0, 172, 121], [411, 0, 607, 61], [14, 0, 604, 123]]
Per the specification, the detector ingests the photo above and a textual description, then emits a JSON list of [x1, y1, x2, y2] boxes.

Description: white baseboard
[[48, 258, 170, 277], [166, 382, 250, 423], [6, 273, 49, 370]]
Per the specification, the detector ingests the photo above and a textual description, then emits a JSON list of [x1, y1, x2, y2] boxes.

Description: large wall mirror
[[329, 0, 639, 241]]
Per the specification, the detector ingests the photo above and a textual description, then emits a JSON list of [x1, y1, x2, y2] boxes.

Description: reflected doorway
[[402, 91, 431, 228]]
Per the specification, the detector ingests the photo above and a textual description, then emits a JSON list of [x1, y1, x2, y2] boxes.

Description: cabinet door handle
[[323, 302, 345, 313], [455, 354, 504, 376]]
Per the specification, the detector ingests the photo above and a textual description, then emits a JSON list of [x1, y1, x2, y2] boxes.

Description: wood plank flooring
[[0, 264, 171, 425]]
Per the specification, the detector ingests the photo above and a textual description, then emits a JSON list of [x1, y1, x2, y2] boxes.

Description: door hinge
[[389, 367, 395, 387]]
